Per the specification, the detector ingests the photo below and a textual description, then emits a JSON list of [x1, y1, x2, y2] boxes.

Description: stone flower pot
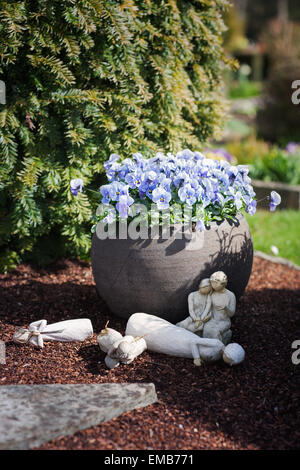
[[91, 214, 253, 323]]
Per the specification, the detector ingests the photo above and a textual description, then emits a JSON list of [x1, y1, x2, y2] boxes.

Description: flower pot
[[91, 214, 253, 323]]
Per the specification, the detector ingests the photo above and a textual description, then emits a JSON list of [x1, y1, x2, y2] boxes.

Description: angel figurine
[[13, 318, 93, 348], [202, 271, 236, 345], [176, 278, 212, 334], [126, 312, 245, 366]]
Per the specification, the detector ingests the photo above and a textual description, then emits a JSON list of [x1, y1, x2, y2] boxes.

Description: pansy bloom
[[269, 191, 281, 212], [71, 150, 281, 229], [70, 178, 84, 196]]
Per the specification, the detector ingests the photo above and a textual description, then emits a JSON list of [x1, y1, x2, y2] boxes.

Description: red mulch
[[0, 257, 299, 450]]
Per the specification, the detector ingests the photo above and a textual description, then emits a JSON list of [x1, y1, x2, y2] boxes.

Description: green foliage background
[[0, 0, 230, 272]]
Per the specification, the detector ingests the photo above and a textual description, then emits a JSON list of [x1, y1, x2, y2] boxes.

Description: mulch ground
[[0, 257, 299, 450]]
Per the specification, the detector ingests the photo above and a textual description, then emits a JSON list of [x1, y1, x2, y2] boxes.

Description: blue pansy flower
[[176, 149, 194, 160], [242, 192, 256, 206], [116, 194, 135, 219], [213, 169, 229, 189], [70, 178, 84, 196], [117, 158, 137, 179], [146, 181, 157, 199], [100, 184, 113, 204], [144, 170, 157, 182], [178, 184, 197, 206], [110, 181, 129, 201], [193, 152, 205, 161], [226, 166, 239, 183], [237, 165, 249, 175], [246, 199, 257, 215], [125, 170, 144, 189], [234, 190, 243, 210], [152, 187, 172, 210], [190, 178, 200, 191], [104, 153, 120, 168], [202, 158, 217, 169], [148, 153, 164, 166], [269, 191, 281, 212], [173, 171, 189, 188], [104, 154, 120, 175], [122, 158, 137, 171], [133, 153, 146, 168], [203, 179, 215, 201], [161, 160, 176, 177], [97, 148, 271, 227], [158, 174, 172, 192]]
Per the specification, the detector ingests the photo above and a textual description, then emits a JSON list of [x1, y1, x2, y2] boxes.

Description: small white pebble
[[270, 245, 279, 256], [179, 424, 183, 429]]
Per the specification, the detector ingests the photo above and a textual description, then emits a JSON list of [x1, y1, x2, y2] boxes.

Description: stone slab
[[0, 383, 157, 450]]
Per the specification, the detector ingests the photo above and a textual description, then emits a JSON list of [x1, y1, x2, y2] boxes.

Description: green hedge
[[0, 0, 230, 272]]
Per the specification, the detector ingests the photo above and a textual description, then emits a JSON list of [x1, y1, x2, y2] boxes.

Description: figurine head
[[198, 278, 212, 295], [223, 343, 245, 366], [210, 271, 227, 292], [99, 320, 110, 336], [13, 328, 30, 344]]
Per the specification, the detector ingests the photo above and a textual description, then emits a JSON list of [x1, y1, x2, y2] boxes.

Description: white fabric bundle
[[13, 319, 93, 348], [126, 313, 245, 366]]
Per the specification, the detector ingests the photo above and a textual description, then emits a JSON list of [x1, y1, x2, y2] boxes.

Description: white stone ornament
[[97, 322, 147, 369], [13, 319, 93, 348], [126, 312, 244, 366]]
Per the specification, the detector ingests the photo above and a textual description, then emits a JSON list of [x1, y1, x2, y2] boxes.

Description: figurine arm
[[29, 319, 47, 331], [200, 295, 212, 319], [191, 343, 200, 360], [188, 293, 197, 321], [225, 293, 236, 318], [191, 343, 203, 366]]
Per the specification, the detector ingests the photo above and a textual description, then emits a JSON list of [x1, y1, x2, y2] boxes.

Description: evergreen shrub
[[0, 0, 230, 271]]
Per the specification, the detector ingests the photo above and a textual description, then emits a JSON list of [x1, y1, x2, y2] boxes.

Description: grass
[[228, 80, 262, 100], [245, 209, 300, 266]]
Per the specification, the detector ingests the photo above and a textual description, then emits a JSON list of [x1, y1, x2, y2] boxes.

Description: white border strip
[[254, 250, 300, 271]]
